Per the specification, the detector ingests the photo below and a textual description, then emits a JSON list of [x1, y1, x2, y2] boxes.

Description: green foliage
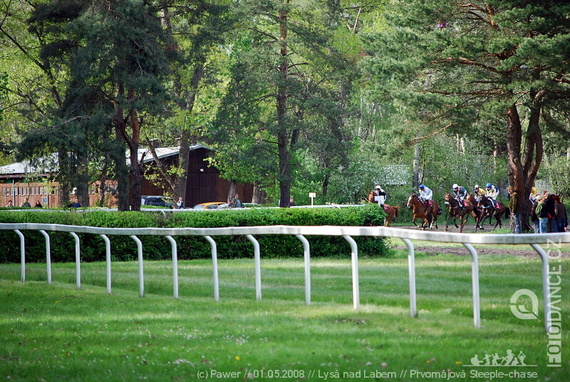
[[539, 156, 570, 200], [0, 205, 390, 263]]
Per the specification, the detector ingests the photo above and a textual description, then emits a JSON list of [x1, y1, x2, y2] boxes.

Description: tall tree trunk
[[412, 141, 421, 189], [322, 172, 330, 202], [113, 84, 143, 211], [277, 6, 291, 208], [251, 181, 265, 204], [174, 63, 205, 202], [57, 149, 71, 208], [76, 153, 90, 207], [127, 98, 142, 211], [506, 100, 543, 232], [112, 133, 130, 212], [228, 181, 237, 203]]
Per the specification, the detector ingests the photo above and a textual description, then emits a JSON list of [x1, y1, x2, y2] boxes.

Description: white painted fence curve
[[1, 223, 568, 334]]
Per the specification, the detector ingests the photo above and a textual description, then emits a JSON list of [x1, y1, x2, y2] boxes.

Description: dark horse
[[478, 195, 509, 229], [407, 194, 439, 230], [466, 193, 483, 230], [444, 193, 474, 233]]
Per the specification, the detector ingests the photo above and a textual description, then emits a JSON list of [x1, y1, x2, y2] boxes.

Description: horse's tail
[[394, 206, 399, 217], [505, 207, 511, 218]]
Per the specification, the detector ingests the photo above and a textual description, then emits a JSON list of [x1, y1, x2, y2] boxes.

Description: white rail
[[1, 223, 568, 334]]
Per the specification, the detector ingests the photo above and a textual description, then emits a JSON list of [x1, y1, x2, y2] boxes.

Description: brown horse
[[466, 193, 483, 230], [367, 195, 399, 227], [444, 193, 474, 233], [383, 204, 399, 227], [406, 194, 439, 230], [478, 195, 509, 229]]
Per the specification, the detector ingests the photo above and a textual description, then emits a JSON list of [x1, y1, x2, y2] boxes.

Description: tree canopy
[[1, 0, 569, 218]]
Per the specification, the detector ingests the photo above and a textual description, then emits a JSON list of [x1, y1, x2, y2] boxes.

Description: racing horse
[[477, 194, 509, 229], [383, 204, 399, 227], [406, 194, 439, 230], [444, 193, 474, 233], [366, 194, 399, 227], [466, 193, 483, 230]]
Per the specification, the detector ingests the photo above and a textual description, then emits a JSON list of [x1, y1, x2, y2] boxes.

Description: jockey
[[452, 184, 467, 207], [369, 185, 387, 208], [418, 184, 433, 207], [473, 184, 484, 202], [485, 183, 500, 208]]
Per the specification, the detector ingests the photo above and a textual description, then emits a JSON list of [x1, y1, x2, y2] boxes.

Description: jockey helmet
[[419, 184, 425, 189], [486, 183, 492, 188], [474, 184, 479, 189], [452, 183, 458, 189], [375, 185, 381, 190]]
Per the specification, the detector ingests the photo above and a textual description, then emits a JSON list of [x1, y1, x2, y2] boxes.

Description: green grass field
[[1, 245, 568, 381]]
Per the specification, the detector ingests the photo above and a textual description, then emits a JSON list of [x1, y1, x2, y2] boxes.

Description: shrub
[[0, 205, 391, 263]]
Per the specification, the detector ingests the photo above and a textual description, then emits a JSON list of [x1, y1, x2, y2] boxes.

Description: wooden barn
[[0, 144, 253, 208], [140, 144, 253, 207]]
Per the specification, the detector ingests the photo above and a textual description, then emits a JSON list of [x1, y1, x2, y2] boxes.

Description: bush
[[0, 205, 391, 263]]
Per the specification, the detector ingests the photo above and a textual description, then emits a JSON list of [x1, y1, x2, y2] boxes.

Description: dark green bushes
[[0, 205, 391, 263]]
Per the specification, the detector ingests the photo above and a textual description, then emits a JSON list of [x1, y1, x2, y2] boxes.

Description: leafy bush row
[[0, 205, 390, 263]]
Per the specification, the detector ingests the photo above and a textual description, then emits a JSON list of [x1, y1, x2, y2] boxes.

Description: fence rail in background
[[1, 223, 568, 334]]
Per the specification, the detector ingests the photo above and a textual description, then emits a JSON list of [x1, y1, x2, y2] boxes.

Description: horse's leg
[[432, 207, 439, 229], [421, 215, 430, 231], [445, 212, 451, 231], [472, 210, 479, 230], [478, 210, 487, 229], [459, 212, 468, 233], [493, 212, 503, 229]]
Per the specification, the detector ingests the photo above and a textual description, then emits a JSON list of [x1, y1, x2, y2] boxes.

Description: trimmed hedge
[[0, 205, 391, 263]]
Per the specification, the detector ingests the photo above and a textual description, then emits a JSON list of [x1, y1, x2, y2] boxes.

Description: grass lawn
[[0, 248, 568, 381]]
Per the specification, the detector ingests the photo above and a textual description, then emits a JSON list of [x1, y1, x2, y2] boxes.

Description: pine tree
[[362, 0, 570, 231]]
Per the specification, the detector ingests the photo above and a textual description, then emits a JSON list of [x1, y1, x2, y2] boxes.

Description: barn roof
[[0, 144, 211, 177]]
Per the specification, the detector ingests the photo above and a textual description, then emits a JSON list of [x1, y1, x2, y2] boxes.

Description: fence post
[[130, 235, 144, 298], [295, 234, 311, 305], [39, 230, 52, 284], [530, 243, 552, 334], [204, 236, 219, 302], [100, 235, 112, 295], [70, 232, 81, 289], [14, 230, 25, 282], [246, 235, 262, 301], [401, 238, 417, 318], [463, 243, 481, 329], [343, 235, 359, 310], [165, 236, 179, 299]]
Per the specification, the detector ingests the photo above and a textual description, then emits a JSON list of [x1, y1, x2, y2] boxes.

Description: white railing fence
[[1, 223, 568, 334]]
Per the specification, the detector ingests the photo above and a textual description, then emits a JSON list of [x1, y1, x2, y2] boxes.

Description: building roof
[[0, 154, 58, 178], [138, 144, 210, 164], [0, 144, 211, 177]]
